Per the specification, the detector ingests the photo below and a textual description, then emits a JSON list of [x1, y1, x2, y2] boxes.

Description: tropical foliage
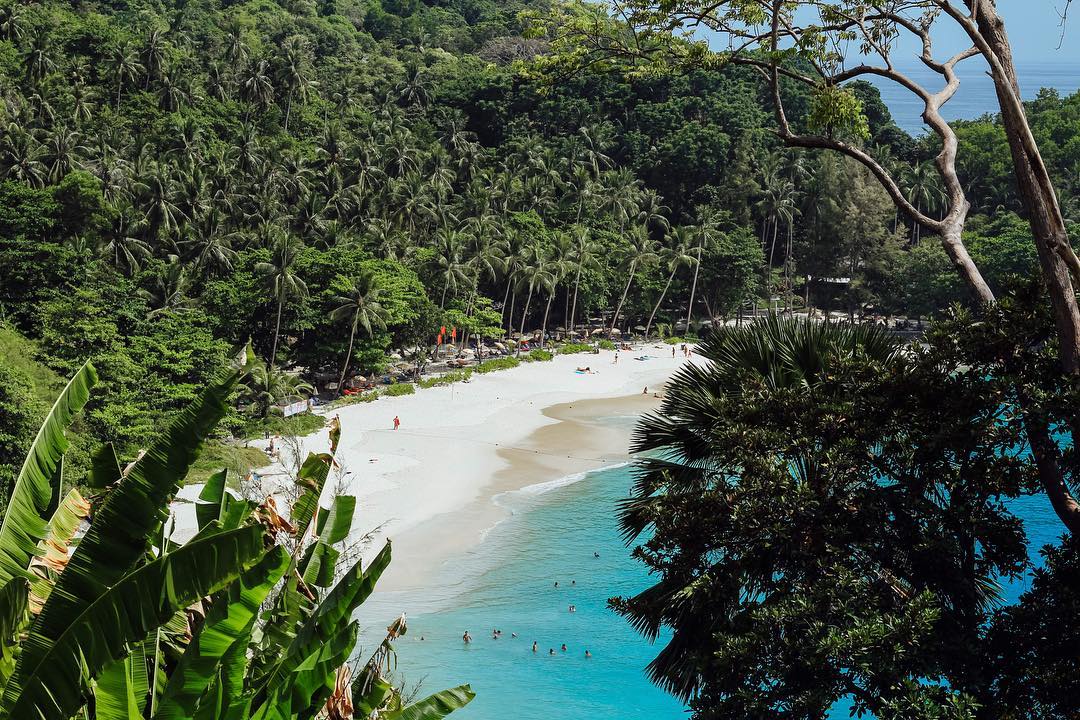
[[0, 354, 473, 720]]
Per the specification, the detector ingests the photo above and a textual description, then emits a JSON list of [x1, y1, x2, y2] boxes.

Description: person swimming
[[560, 644, 568, 652], [585, 649, 592, 658], [549, 648, 555, 655], [569, 605, 575, 612], [532, 641, 538, 652], [554, 581, 559, 588], [463, 631, 472, 643], [594, 552, 600, 558]]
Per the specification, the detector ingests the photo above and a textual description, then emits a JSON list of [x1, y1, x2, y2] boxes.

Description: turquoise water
[[356, 412, 1063, 719], [356, 443, 688, 717]]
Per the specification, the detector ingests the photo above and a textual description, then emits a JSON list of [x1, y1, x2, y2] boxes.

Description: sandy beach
[[255, 345, 693, 590]]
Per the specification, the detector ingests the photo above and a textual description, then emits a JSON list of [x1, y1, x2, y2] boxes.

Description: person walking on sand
[[672, 346, 676, 358], [393, 415, 400, 430]]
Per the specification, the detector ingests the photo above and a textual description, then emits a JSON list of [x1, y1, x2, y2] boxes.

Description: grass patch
[[528, 349, 554, 362], [187, 442, 270, 486], [475, 357, 520, 374], [385, 382, 416, 397], [557, 343, 594, 355], [239, 412, 326, 440], [418, 369, 472, 388], [664, 336, 684, 345], [597, 339, 616, 350]]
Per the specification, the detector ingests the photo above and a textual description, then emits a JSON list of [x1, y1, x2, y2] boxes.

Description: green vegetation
[[418, 369, 472, 388], [384, 382, 416, 397], [475, 357, 520, 374], [557, 342, 594, 354], [527, 349, 554, 362], [0, 356, 473, 720]]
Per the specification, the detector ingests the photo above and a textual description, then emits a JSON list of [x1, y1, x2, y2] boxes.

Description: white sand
[[239, 346, 694, 590]]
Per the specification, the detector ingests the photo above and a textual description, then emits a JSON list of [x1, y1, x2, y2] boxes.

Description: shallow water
[[356, 412, 1063, 719]]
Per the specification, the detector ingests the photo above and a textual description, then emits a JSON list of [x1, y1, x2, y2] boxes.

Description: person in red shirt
[[393, 415, 400, 430]]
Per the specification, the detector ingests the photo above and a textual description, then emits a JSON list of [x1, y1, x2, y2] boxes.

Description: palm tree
[[0, 4, 23, 42], [22, 27, 54, 86], [140, 28, 167, 88], [568, 226, 602, 337], [238, 358, 314, 417], [644, 228, 697, 339], [904, 162, 944, 245], [256, 233, 308, 367], [515, 255, 553, 351], [107, 42, 143, 110], [277, 36, 315, 132], [239, 58, 274, 119], [686, 208, 723, 332], [432, 228, 470, 308], [330, 269, 388, 392], [609, 225, 659, 338]]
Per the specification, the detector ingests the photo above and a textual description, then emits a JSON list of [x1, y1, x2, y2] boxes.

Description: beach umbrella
[[591, 329, 604, 336], [634, 325, 647, 332]]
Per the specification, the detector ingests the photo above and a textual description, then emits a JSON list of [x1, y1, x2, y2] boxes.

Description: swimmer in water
[[549, 648, 555, 655], [585, 650, 592, 658], [463, 631, 472, 643], [571, 580, 576, 585], [512, 633, 518, 638], [532, 642, 538, 652], [554, 581, 559, 588], [594, 552, 600, 558], [561, 644, 568, 652]]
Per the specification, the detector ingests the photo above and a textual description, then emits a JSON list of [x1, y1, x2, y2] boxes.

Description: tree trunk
[[285, 92, 292, 132], [686, 245, 702, 333], [569, 266, 582, 339], [501, 273, 514, 330], [645, 267, 677, 339], [337, 315, 358, 393], [517, 285, 534, 355], [609, 259, 637, 338], [270, 293, 284, 368], [440, 277, 449, 309], [541, 291, 554, 348]]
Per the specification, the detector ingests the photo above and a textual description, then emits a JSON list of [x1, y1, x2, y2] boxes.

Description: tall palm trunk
[[686, 244, 703, 333], [440, 277, 450, 309], [609, 259, 638, 338], [645, 267, 677, 339], [517, 284, 535, 355], [570, 266, 582, 338], [501, 272, 514, 329], [337, 314, 359, 392], [270, 293, 284, 368], [541, 290, 555, 348]]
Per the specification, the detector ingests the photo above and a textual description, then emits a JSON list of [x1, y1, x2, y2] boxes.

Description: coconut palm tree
[[432, 228, 471, 308], [904, 162, 944, 245], [331, 269, 388, 392], [568, 226, 602, 337], [609, 224, 659, 338], [256, 233, 308, 367], [644, 227, 697, 339], [22, 27, 55, 86], [686, 208, 724, 332], [107, 42, 143, 110]]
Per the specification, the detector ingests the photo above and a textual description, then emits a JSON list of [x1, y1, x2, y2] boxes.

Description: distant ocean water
[[356, 412, 1062, 719], [869, 60, 1080, 135]]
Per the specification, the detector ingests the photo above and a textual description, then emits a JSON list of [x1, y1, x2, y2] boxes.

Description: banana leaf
[[86, 442, 122, 489], [28, 489, 92, 608], [383, 685, 476, 720], [0, 524, 266, 720], [155, 547, 290, 720], [291, 453, 335, 542], [251, 621, 357, 720], [300, 541, 339, 588], [13, 360, 250, 700], [195, 469, 234, 531], [0, 362, 96, 585], [0, 579, 28, 687], [253, 542, 391, 704], [315, 496, 356, 545], [95, 655, 142, 720], [353, 672, 394, 718]]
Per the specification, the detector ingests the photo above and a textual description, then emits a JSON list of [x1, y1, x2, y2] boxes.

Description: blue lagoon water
[[357, 410, 1062, 719], [357, 455, 688, 719]]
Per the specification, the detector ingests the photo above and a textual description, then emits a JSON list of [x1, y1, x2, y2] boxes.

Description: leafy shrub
[[664, 336, 684, 345], [475, 357, 520, 374], [598, 339, 616, 350], [344, 391, 380, 404], [558, 343, 594, 355], [385, 382, 416, 396], [418, 369, 472, 388], [528, 349, 554, 362]]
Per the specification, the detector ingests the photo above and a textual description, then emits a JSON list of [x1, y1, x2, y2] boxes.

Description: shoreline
[[263, 347, 693, 592]]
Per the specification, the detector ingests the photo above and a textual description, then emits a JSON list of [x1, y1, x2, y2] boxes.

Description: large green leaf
[[383, 685, 476, 720], [0, 524, 266, 720], [195, 469, 233, 531], [7, 359, 250, 715], [315, 495, 356, 544], [86, 442, 122, 489], [291, 453, 334, 542], [155, 546, 290, 720], [251, 621, 357, 720], [0, 579, 28, 687], [0, 362, 96, 585], [300, 541, 339, 588], [95, 655, 143, 720], [254, 542, 392, 704]]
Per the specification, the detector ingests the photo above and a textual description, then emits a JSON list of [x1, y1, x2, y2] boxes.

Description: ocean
[[357, 410, 1063, 719], [870, 60, 1080, 135]]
